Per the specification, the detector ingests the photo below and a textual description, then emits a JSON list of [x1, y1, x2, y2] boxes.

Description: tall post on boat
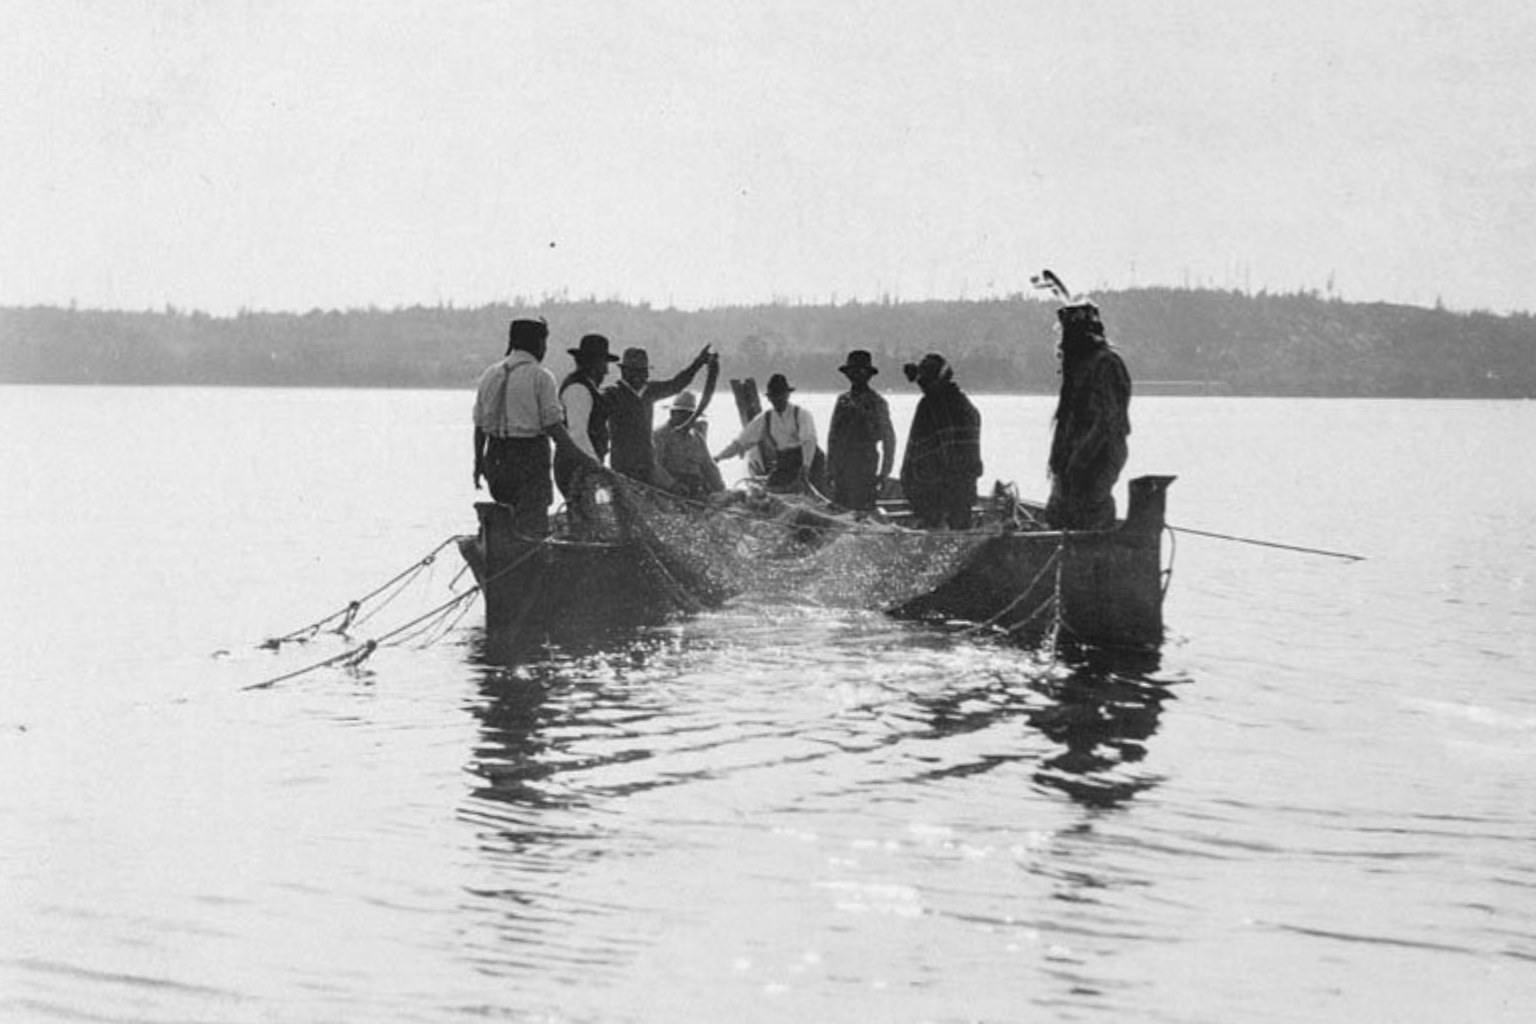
[[728, 377, 770, 476]]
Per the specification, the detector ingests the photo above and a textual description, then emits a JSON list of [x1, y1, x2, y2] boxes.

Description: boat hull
[[460, 475, 1174, 652], [458, 501, 719, 649], [887, 476, 1173, 650]]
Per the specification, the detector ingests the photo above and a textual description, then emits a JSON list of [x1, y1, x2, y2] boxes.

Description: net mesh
[[560, 468, 1011, 612]]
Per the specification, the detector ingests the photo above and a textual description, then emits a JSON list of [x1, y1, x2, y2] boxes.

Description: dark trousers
[[553, 451, 583, 503], [908, 474, 977, 530], [484, 435, 553, 537], [1045, 447, 1126, 530], [829, 444, 879, 511]]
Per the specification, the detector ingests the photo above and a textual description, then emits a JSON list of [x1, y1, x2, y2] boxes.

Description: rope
[[958, 547, 1062, 636], [1043, 547, 1066, 662], [1168, 525, 1364, 562], [243, 537, 549, 691], [1162, 525, 1178, 597], [259, 536, 461, 648], [1006, 593, 1062, 639]]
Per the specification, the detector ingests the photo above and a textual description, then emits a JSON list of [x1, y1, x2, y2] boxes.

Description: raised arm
[[646, 344, 713, 404]]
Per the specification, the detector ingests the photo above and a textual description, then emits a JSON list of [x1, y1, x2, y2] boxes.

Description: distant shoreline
[[5, 288, 1533, 399]]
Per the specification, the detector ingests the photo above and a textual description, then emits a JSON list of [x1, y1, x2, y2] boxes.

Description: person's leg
[[485, 437, 519, 504], [944, 482, 974, 530], [506, 438, 553, 537], [845, 446, 879, 512]]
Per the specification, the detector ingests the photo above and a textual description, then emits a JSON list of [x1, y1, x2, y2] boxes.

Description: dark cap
[[507, 318, 549, 354], [765, 373, 795, 396]]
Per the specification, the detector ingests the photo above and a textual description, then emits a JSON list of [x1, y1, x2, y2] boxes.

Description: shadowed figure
[[1045, 301, 1132, 530]]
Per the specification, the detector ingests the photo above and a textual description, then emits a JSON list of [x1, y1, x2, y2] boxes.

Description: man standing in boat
[[472, 318, 599, 537], [900, 353, 983, 529], [826, 349, 897, 512], [714, 373, 823, 493], [603, 344, 716, 489], [555, 333, 620, 501], [1044, 300, 1132, 530]]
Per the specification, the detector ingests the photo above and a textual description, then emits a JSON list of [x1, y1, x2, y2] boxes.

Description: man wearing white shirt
[[714, 373, 821, 492], [472, 319, 596, 536], [554, 333, 620, 500]]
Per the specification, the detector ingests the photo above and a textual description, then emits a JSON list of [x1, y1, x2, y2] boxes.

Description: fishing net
[[559, 467, 1019, 613]]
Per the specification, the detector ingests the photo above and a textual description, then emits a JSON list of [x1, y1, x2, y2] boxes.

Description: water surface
[[2, 386, 1533, 1022]]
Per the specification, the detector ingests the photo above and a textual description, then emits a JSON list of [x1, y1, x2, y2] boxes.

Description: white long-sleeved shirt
[[727, 404, 817, 463], [472, 351, 562, 438], [561, 381, 598, 459]]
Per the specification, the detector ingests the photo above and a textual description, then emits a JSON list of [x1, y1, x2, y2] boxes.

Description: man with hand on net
[[714, 373, 825, 493]]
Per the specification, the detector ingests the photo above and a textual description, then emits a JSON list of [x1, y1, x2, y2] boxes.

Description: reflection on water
[[10, 390, 1534, 1022], [452, 612, 1185, 1005], [465, 620, 1178, 814], [1026, 648, 1173, 808]]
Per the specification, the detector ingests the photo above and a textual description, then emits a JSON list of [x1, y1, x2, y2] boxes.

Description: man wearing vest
[[555, 333, 620, 501], [603, 344, 715, 488], [472, 318, 598, 537]]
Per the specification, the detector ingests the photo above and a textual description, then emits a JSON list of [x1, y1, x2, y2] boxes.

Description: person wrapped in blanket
[[1044, 300, 1131, 530], [899, 353, 983, 530]]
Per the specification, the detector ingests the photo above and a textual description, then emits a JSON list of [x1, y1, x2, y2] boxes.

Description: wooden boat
[[884, 475, 1174, 650], [457, 472, 1174, 652]]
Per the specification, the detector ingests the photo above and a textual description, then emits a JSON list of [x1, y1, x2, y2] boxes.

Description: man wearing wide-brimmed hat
[[554, 333, 621, 500], [653, 390, 724, 500], [714, 373, 823, 493], [826, 350, 897, 512], [602, 343, 716, 488], [472, 318, 600, 536]]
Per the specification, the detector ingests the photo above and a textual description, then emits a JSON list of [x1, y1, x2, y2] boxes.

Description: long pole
[[1169, 525, 1364, 562]]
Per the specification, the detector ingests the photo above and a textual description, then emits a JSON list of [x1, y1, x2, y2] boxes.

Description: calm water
[[2, 385, 1533, 1023]]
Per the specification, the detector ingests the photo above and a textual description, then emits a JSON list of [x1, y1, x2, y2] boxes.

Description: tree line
[[2, 288, 1533, 397]]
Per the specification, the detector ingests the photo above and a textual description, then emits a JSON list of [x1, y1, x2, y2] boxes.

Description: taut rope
[[243, 537, 549, 691], [259, 536, 462, 649]]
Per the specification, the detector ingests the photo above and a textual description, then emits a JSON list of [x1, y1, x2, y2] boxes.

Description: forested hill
[[2, 288, 1533, 397]]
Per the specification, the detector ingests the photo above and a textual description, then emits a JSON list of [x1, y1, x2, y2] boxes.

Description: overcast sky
[[4, 0, 1534, 315]]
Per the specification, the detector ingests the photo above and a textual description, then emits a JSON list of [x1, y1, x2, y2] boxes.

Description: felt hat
[[839, 350, 878, 377], [619, 347, 650, 370], [671, 390, 698, 412], [568, 333, 620, 363], [765, 373, 794, 396]]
